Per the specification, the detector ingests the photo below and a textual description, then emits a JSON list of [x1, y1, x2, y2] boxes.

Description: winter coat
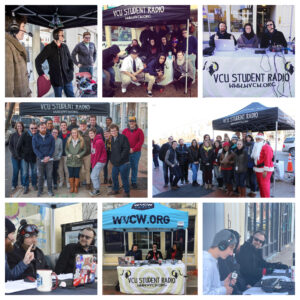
[[53, 137, 63, 161], [260, 30, 287, 48], [5, 33, 31, 97], [9, 131, 24, 160], [139, 29, 155, 47], [65, 139, 87, 167], [71, 41, 97, 67], [122, 127, 144, 152], [5, 254, 28, 282], [188, 146, 200, 163], [144, 57, 165, 76], [166, 248, 183, 260], [90, 134, 107, 168], [79, 129, 91, 156], [125, 250, 142, 260], [35, 41, 74, 87], [165, 148, 179, 167], [103, 45, 120, 70], [245, 141, 255, 168], [199, 146, 215, 171], [234, 148, 248, 173], [209, 31, 237, 48], [220, 150, 235, 170], [176, 144, 189, 165], [182, 35, 198, 54], [237, 33, 259, 48], [32, 133, 55, 160], [16, 130, 36, 163], [173, 58, 193, 79], [110, 133, 130, 167], [152, 143, 160, 155], [58, 131, 70, 156], [146, 250, 163, 260], [125, 43, 142, 55], [213, 147, 222, 166], [160, 42, 171, 55]]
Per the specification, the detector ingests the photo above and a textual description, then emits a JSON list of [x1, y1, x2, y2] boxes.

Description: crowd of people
[[8, 115, 144, 197], [203, 229, 289, 295], [5, 218, 97, 281], [103, 24, 198, 97], [208, 20, 287, 49], [5, 14, 97, 97], [153, 131, 274, 197]]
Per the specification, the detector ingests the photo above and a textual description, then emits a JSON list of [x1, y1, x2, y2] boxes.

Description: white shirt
[[120, 55, 144, 73], [203, 251, 226, 295]]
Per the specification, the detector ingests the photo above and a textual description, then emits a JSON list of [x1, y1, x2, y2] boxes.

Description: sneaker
[[147, 90, 152, 97], [123, 192, 130, 197], [48, 191, 54, 197], [121, 88, 127, 93], [37, 190, 43, 197], [89, 189, 100, 196], [33, 185, 38, 191], [131, 80, 141, 86], [58, 182, 63, 188], [131, 183, 138, 189], [11, 186, 17, 191], [23, 186, 29, 195]]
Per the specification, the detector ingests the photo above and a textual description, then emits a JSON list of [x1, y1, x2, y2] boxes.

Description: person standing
[[9, 122, 25, 191], [234, 140, 248, 197], [32, 122, 55, 196], [16, 122, 38, 194], [108, 124, 130, 197], [188, 139, 200, 186], [104, 129, 113, 185], [67, 116, 79, 131], [88, 115, 104, 140], [51, 128, 63, 190], [152, 140, 160, 169], [251, 133, 274, 198], [200, 140, 215, 189], [213, 140, 223, 189], [5, 14, 31, 97], [65, 128, 86, 194], [176, 139, 189, 184], [105, 117, 113, 131], [173, 50, 193, 89], [139, 25, 154, 49], [71, 31, 97, 76], [35, 28, 75, 97], [46, 119, 54, 133], [159, 136, 173, 187], [122, 117, 144, 189], [58, 121, 70, 189], [245, 134, 257, 197]]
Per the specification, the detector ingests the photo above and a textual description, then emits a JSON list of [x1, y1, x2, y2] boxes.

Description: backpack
[[159, 143, 169, 162]]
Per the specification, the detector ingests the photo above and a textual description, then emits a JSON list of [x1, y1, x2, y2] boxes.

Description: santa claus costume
[[251, 133, 274, 197]]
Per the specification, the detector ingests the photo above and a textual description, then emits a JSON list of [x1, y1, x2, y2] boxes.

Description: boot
[[241, 187, 246, 197], [227, 184, 234, 197], [69, 178, 75, 193], [217, 178, 223, 189], [74, 178, 80, 193]]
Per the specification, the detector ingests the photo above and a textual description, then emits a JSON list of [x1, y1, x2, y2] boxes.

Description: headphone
[[218, 231, 236, 251], [78, 227, 96, 246], [249, 231, 266, 246], [16, 220, 39, 246], [264, 20, 276, 33], [8, 12, 20, 36]]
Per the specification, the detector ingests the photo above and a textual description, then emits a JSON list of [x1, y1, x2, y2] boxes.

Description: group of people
[[5, 218, 97, 281], [126, 242, 183, 261], [154, 131, 274, 197], [103, 24, 198, 97], [8, 115, 144, 197], [203, 229, 289, 295], [5, 13, 97, 97], [209, 20, 287, 49]]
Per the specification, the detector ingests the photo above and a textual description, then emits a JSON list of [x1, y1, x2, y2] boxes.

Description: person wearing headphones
[[55, 227, 97, 274], [126, 244, 142, 260], [236, 230, 289, 287], [5, 13, 31, 97], [6, 219, 49, 279], [35, 28, 75, 97], [5, 218, 35, 281], [209, 22, 237, 48], [203, 229, 237, 295], [260, 20, 287, 48]]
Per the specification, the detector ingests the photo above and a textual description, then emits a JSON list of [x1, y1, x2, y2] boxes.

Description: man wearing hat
[[120, 47, 144, 94], [203, 229, 237, 295], [79, 119, 92, 190], [231, 134, 238, 151], [5, 218, 34, 281], [251, 132, 274, 197], [122, 116, 145, 189]]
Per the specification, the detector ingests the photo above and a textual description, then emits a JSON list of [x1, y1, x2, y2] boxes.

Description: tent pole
[[171, 231, 173, 246], [148, 231, 150, 251], [51, 208, 55, 254], [185, 18, 190, 94], [124, 231, 126, 256], [273, 121, 278, 197], [185, 228, 188, 295]]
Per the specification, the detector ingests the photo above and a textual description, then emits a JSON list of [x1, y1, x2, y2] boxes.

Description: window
[[230, 6, 253, 32], [103, 231, 128, 253], [132, 232, 161, 249], [203, 5, 226, 32], [103, 26, 132, 42]]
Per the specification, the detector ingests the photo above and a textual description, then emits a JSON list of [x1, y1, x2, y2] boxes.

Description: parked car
[[282, 136, 295, 157]]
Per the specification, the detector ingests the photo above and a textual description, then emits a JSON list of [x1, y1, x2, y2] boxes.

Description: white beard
[[251, 141, 264, 164]]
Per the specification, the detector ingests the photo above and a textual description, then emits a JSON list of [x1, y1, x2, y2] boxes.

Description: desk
[[117, 260, 186, 294], [203, 48, 295, 97]]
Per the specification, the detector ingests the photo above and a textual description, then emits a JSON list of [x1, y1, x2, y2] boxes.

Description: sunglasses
[[79, 234, 92, 240], [254, 237, 265, 244], [267, 23, 273, 27]]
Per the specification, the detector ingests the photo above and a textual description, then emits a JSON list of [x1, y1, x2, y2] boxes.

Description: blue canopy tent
[[103, 202, 189, 267]]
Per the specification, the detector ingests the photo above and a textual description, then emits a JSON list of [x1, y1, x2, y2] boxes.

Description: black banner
[[103, 5, 190, 27], [19, 102, 110, 116]]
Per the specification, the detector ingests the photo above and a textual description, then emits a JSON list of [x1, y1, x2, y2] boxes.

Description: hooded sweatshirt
[[90, 134, 107, 168], [122, 126, 144, 152], [103, 45, 120, 70]]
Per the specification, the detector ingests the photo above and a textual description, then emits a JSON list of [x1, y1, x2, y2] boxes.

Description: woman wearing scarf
[[188, 139, 201, 186], [200, 140, 215, 189], [237, 23, 259, 48], [234, 140, 248, 197]]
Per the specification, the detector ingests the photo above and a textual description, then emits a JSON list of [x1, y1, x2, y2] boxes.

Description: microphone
[[20, 30, 33, 37]]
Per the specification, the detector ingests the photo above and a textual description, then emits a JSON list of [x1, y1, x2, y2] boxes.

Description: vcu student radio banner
[[203, 54, 295, 97], [117, 263, 185, 294]]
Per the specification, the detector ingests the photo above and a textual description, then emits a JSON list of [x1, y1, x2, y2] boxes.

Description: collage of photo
[[3, 0, 296, 298]]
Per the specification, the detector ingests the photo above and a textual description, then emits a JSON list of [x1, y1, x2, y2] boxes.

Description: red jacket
[[253, 143, 274, 173], [122, 127, 144, 152], [90, 134, 107, 168]]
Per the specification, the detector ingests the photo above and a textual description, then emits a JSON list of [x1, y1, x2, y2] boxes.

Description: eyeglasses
[[254, 237, 265, 244], [30, 127, 37, 130], [267, 23, 273, 27], [84, 36, 91, 39], [58, 34, 64, 37], [79, 234, 93, 240]]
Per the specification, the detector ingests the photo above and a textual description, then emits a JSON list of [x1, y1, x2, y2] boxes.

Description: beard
[[251, 141, 264, 164], [5, 238, 14, 253]]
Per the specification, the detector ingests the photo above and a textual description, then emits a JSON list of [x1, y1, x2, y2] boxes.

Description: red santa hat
[[255, 133, 265, 140]]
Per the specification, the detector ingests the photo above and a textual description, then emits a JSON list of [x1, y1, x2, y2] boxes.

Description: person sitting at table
[[203, 229, 237, 295], [55, 227, 97, 274], [260, 20, 287, 48], [173, 50, 193, 89], [120, 47, 144, 94], [146, 243, 163, 260], [144, 53, 166, 97], [237, 23, 259, 48], [209, 22, 237, 48], [126, 244, 142, 260], [236, 231, 289, 287], [217, 229, 248, 295], [5, 218, 35, 282], [166, 243, 183, 260], [7, 219, 49, 279], [125, 39, 142, 55]]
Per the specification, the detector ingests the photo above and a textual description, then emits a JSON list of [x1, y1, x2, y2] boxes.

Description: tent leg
[[51, 208, 55, 254], [148, 232, 150, 252], [171, 231, 173, 246], [273, 121, 278, 197], [185, 228, 188, 295], [185, 18, 190, 94], [124, 231, 126, 256]]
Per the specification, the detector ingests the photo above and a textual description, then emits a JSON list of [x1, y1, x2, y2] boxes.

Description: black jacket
[[188, 146, 200, 163], [55, 243, 97, 275], [125, 250, 142, 260], [9, 131, 23, 160], [159, 142, 171, 161], [176, 144, 189, 165], [260, 30, 287, 48], [139, 29, 155, 47], [35, 41, 74, 87], [7, 244, 49, 279], [146, 250, 163, 260], [152, 143, 160, 155], [209, 31, 237, 47], [110, 133, 130, 167], [234, 148, 248, 173], [236, 240, 288, 286], [103, 45, 120, 70], [166, 248, 183, 260], [16, 130, 36, 163], [199, 146, 215, 170]]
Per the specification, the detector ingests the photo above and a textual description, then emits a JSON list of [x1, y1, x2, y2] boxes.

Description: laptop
[[73, 254, 97, 287], [215, 39, 236, 51]]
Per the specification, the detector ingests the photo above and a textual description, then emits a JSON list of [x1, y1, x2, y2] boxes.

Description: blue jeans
[[191, 163, 199, 181], [106, 67, 115, 84], [129, 151, 141, 184], [79, 66, 93, 77], [91, 162, 105, 190], [53, 82, 75, 97], [153, 154, 159, 167], [67, 167, 80, 178], [163, 162, 173, 185], [247, 168, 257, 192], [235, 172, 247, 187], [11, 157, 24, 188], [112, 162, 130, 193], [21, 160, 37, 187]]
